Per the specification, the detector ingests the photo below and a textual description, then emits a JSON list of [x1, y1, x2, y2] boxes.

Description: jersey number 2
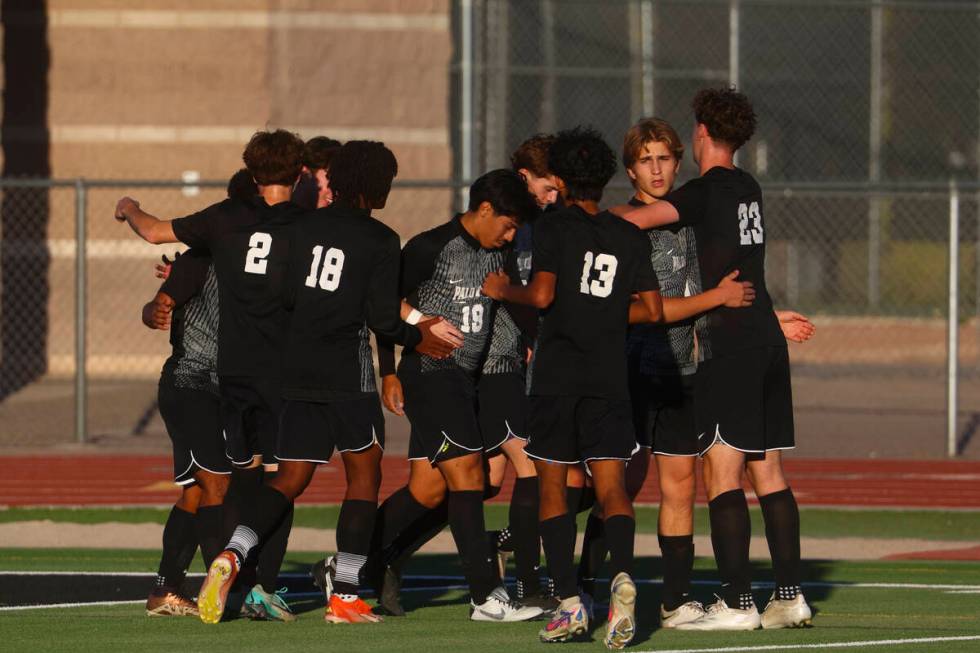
[[579, 252, 618, 298], [244, 232, 272, 274], [305, 245, 346, 291], [738, 202, 764, 245]]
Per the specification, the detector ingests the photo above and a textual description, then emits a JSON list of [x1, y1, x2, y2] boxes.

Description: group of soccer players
[[118, 85, 815, 648]]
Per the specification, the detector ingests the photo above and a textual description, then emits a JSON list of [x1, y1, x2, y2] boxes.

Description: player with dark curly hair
[[298, 136, 343, 209], [618, 87, 812, 631], [483, 126, 663, 648]]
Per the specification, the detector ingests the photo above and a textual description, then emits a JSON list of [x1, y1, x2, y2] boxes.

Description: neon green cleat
[[197, 551, 239, 624], [240, 584, 297, 622]]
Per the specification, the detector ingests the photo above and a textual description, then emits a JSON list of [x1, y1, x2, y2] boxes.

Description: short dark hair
[[692, 86, 756, 151], [304, 136, 342, 171], [227, 167, 257, 200], [242, 129, 304, 186], [548, 126, 617, 203], [510, 133, 555, 177], [467, 169, 538, 224], [328, 140, 398, 206]]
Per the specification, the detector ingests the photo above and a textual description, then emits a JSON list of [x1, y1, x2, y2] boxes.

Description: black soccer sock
[[156, 506, 198, 589], [484, 483, 502, 500], [195, 504, 224, 568], [387, 500, 449, 569], [447, 490, 497, 605], [577, 512, 606, 596], [565, 486, 584, 517], [256, 494, 294, 593], [658, 533, 695, 610], [333, 499, 377, 595], [226, 484, 290, 568], [577, 486, 596, 514], [509, 476, 541, 593], [222, 466, 264, 540], [709, 489, 753, 610], [604, 514, 635, 579], [539, 513, 578, 600], [377, 486, 435, 552], [759, 487, 802, 599]]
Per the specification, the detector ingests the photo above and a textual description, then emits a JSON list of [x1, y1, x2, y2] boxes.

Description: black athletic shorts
[[401, 367, 482, 465], [478, 372, 529, 453], [277, 395, 385, 464], [630, 373, 698, 457], [158, 381, 231, 484], [524, 395, 637, 464], [694, 345, 795, 458], [218, 375, 282, 467]]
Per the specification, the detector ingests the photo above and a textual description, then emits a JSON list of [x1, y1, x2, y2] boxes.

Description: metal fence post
[[75, 178, 87, 445], [459, 0, 474, 213], [868, 1, 883, 310], [729, 0, 740, 167], [947, 180, 960, 458]]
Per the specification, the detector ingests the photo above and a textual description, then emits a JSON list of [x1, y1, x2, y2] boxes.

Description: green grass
[[3, 505, 978, 541], [1, 553, 979, 653]]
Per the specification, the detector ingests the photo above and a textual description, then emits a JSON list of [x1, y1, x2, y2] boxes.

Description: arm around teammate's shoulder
[[115, 197, 178, 244]]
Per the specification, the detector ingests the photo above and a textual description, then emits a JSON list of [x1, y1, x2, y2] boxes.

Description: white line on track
[[2, 572, 980, 593], [0, 599, 144, 611], [633, 636, 980, 653]]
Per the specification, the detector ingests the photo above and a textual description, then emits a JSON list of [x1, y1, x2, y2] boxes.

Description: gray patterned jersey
[[163, 263, 219, 394], [626, 223, 707, 376]]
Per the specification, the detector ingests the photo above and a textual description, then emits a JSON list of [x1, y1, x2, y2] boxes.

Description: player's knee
[[196, 472, 230, 504]]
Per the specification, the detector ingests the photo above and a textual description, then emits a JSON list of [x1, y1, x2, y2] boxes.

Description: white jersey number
[[304, 245, 346, 291], [244, 232, 272, 274], [460, 304, 484, 333], [738, 201, 764, 245], [579, 251, 618, 298]]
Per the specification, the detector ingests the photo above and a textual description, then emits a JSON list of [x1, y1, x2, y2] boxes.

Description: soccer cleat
[[660, 600, 706, 629], [675, 595, 761, 631], [470, 586, 544, 622], [145, 587, 199, 617], [538, 596, 589, 643], [311, 556, 335, 603], [660, 599, 706, 629], [515, 577, 559, 618], [760, 593, 812, 629], [604, 572, 637, 650], [374, 565, 406, 617], [325, 594, 383, 624], [197, 551, 240, 624], [240, 584, 296, 622]]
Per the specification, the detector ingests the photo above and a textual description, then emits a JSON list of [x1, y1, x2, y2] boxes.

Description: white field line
[[636, 636, 980, 653]]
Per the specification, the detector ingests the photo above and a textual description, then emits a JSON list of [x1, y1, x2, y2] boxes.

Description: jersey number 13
[[579, 251, 618, 298]]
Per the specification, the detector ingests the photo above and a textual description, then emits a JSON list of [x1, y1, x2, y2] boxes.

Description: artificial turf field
[[2, 507, 980, 652]]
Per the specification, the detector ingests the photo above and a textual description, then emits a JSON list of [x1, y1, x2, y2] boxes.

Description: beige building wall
[[4, 1, 456, 377]]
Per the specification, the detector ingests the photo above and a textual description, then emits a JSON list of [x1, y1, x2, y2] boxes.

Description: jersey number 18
[[305, 245, 346, 291]]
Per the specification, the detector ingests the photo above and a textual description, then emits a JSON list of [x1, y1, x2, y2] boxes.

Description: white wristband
[[406, 308, 423, 325]]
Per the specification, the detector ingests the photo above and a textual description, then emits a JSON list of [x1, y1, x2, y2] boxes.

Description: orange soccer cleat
[[324, 594, 383, 624]]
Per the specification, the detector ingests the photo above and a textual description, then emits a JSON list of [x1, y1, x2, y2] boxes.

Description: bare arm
[[661, 270, 755, 323], [482, 270, 556, 309], [608, 200, 680, 230], [115, 197, 178, 244], [628, 289, 665, 324]]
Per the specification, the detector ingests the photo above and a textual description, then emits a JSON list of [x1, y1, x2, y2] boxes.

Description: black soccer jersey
[[280, 204, 422, 401], [172, 196, 304, 378], [625, 197, 705, 377], [159, 248, 219, 394], [662, 167, 784, 358], [529, 205, 659, 400], [378, 215, 506, 377]]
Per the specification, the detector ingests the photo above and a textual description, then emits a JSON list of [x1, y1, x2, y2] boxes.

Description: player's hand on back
[[115, 196, 140, 221], [717, 269, 755, 308], [381, 374, 405, 416], [142, 292, 175, 330], [154, 251, 180, 280], [481, 269, 509, 300], [776, 310, 815, 343], [416, 317, 462, 359]]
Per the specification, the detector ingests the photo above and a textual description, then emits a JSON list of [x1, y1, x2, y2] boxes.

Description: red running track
[[1, 456, 979, 508]]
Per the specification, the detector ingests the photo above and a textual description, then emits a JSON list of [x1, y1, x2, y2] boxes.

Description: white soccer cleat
[[674, 595, 761, 631], [761, 593, 812, 629], [604, 572, 637, 650], [660, 599, 706, 629], [470, 586, 544, 622]]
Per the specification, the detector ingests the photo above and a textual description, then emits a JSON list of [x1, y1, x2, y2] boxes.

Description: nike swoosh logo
[[479, 607, 506, 619], [449, 278, 464, 283]]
